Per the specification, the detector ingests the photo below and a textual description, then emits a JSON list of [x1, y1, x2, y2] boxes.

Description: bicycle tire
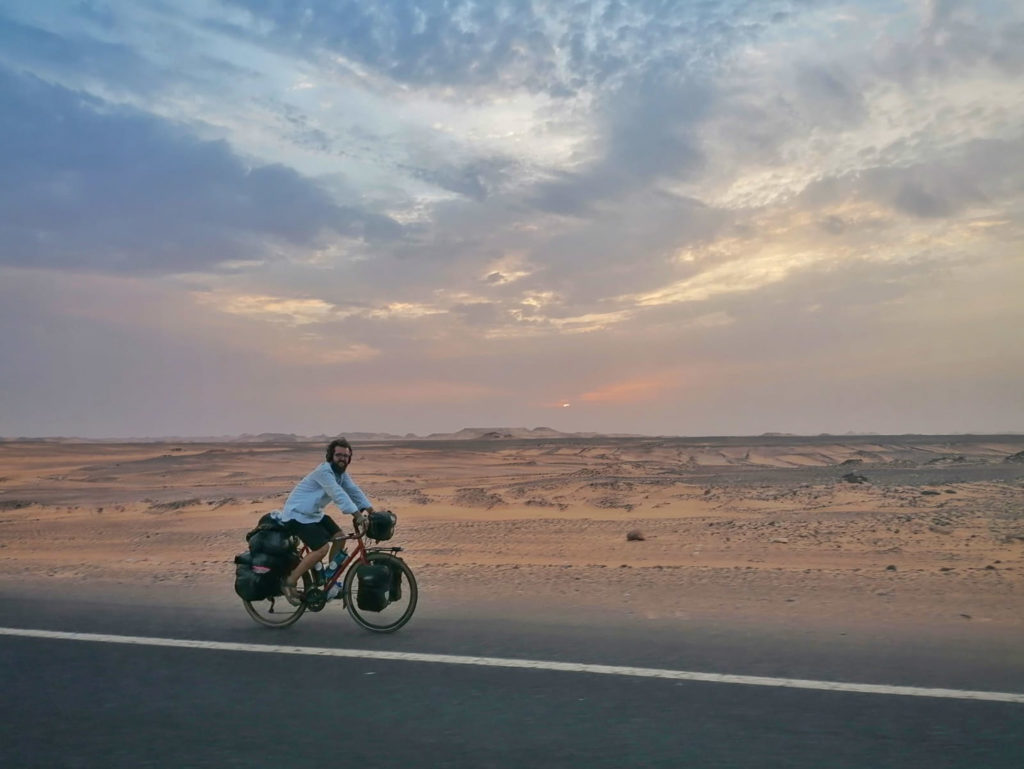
[[343, 552, 418, 633], [243, 571, 312, 629]]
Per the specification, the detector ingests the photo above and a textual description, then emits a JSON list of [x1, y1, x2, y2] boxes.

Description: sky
[[1, 0, 1022, 439]]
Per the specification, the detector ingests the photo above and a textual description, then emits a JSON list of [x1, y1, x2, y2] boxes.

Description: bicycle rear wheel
[[243, 572, 312, 629], [343, 552, 417, 633]]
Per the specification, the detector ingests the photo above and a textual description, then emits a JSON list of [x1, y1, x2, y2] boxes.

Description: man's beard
[[331, 460, 349, 474]]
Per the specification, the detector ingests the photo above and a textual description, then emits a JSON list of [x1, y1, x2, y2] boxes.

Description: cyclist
[[276, 437, 374, 600]]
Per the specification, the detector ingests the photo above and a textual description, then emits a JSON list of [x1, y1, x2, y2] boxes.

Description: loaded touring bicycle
[[234, 510, 417, 633]]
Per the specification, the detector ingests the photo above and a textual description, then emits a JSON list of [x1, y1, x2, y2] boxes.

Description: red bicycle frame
[[322, 531, 368, 591], [295, 529, 370, 592]]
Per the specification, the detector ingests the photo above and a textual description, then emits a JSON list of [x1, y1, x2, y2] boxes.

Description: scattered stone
[[626, 529, 646, 542], [926, 455, 967, 465], [1002, 450, 1024, 464], [524, 498, 555, 507], [0, 500, 35, 510], [920, 490, 941, 496], [939, 566, 955, 572], [454, 487, 505, 509], [146, 498, 202, 513], [885, 564, 897, 571], [840, 472, 868, 484], [960, 613, 972, 620], [771, 537, 789, 544], [929, 525, 953, 535]]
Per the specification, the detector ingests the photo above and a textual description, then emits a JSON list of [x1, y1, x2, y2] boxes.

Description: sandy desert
[[1, 433, 1022, 637]]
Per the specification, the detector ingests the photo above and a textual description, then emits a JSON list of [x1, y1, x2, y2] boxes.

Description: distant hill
[[422, 426, 635, 440], [0, 427, 642, 443]]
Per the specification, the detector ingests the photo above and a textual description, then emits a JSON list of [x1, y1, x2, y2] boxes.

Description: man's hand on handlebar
[[352, 510, 369, 533]]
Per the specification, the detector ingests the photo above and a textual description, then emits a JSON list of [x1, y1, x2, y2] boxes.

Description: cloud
[[219, 0, 563, 94], [219, 0, 804, 94], [800, 135, 1024, 219], [0, 10, 164, 95], [194, 293, 338, 326], [877, 0, 1024, 82], [215, 0, 793, 219], [527, 63, 712, 216], [793, 63, 868, 127], [406, 154, 516, 201], [317, 377, 500, 406], [579, 372, 683, 405], [0, 67, 403, 274]]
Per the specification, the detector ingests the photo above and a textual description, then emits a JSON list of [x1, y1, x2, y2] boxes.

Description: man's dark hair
[[326, 437, 353, 463]]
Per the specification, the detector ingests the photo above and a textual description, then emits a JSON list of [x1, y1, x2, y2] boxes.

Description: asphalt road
[[1, 587, 1022, 769]]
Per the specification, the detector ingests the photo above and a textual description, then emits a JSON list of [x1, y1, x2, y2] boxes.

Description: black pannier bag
[[234, 513, 299, 601], [355, 563, 392, 612], [366, 511, 397, 542], [234, 551, 277, 601], [234, 551, 297, 601]]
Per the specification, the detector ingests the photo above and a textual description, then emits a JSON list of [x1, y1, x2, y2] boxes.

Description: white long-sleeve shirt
[[276, 462, 371, 523]]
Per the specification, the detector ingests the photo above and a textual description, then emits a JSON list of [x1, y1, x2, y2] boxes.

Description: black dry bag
[[247, 528, 293, 557], [356, 563, 392, 612], [366, 511, 397, 542]]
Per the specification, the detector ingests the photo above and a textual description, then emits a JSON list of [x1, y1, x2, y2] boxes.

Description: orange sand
[[1, 435, 1021, 633]]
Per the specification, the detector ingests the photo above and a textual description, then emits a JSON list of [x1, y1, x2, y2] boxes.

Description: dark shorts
[[283, 514, 341, 550]]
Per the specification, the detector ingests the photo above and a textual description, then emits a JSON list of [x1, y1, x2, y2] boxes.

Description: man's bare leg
[[327, 533, 348, 568], [286, 543, 329, 589]]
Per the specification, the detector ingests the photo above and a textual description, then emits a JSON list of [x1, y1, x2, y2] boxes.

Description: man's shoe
[[280, 580, 301, 606]]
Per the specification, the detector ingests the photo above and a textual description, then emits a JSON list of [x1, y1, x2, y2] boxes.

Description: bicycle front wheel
[[243, 572, 311, 629], [343, 552, 418, 633]]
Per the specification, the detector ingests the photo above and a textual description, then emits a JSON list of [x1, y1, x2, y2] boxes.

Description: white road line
[[2, 626, 1022, 704]]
